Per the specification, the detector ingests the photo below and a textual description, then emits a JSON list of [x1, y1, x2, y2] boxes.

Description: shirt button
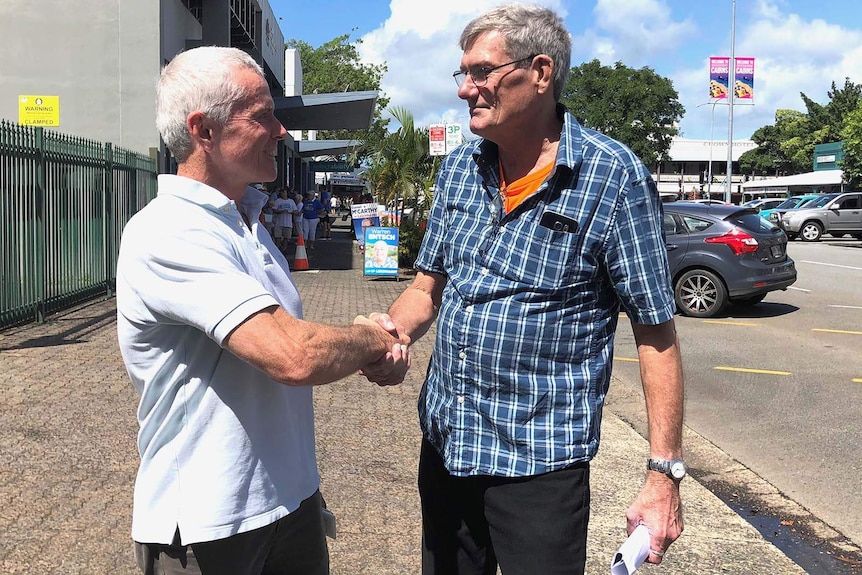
[[480, 268, 489, 275], [458, 351, 467, 360], [457, 395, 465, 404], [466, 305, 474, 313]]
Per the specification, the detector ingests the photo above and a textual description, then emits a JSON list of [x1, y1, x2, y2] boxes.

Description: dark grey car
[[663, 203, 797, 318]]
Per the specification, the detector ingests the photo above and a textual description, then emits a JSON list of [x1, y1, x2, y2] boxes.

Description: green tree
[[286, 34, 390, 160], [840, 102, 862, 189], [739, 78, 862, 177], [363, 106, 440, 222], [559, 60, 685, 168]]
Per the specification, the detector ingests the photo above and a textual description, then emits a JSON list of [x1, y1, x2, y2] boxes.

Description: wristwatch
[[647, 458, 687, 480]]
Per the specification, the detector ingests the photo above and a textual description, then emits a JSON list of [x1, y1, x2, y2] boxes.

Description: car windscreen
[[775, 197, 801, 209], [728, 211, 781, 233], [807, 194, 839, 208]]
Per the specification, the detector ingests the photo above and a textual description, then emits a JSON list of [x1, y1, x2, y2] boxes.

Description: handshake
[[354, 313, 412, 387]]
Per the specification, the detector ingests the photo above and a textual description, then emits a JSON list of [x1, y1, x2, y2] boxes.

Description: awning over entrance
[[274, 91, 378, 131], [741, 169, 844, 191], [297, 139, 362, 158]]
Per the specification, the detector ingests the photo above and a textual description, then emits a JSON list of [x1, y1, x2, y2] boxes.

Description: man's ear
[[187, 111, 216, 151], [533, 54, 554, 95]]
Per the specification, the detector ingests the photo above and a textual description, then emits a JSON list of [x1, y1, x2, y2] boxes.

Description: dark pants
[[134, 491, 329, 575], [419, 439, 590, 575]]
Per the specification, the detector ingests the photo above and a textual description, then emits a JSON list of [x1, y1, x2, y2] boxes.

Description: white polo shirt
[[116, 175, 318, 545]]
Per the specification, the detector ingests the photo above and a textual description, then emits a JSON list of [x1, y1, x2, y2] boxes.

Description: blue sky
[[270, 0, 862, 141]]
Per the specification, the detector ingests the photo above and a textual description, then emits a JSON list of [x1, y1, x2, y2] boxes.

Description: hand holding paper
[[610, 524, 650, 575]]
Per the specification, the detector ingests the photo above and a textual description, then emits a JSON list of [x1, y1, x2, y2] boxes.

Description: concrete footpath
[[0, 217, 806, 574]]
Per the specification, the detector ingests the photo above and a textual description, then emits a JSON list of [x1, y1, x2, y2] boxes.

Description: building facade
[[0, 0, 374, 190], [653, 137, 757, 201]]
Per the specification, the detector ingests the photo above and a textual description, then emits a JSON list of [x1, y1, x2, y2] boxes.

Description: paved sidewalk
[[0, 218, 806, 574]]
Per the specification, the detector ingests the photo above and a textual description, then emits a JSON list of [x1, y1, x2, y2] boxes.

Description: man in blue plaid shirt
[[362, 4, 685, 574]]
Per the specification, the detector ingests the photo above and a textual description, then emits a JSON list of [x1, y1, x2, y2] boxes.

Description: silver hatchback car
[[780, 192, 862, 241]]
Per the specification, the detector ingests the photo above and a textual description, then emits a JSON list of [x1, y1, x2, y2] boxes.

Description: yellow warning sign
[[18, 95, 60, 127]]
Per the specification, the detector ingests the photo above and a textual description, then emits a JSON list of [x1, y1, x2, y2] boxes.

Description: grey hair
[[156, 46, 265, 163], [459, 3, 572, 101]]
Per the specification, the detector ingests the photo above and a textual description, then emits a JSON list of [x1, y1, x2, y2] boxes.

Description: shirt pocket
[[488, 222, 582, 289]]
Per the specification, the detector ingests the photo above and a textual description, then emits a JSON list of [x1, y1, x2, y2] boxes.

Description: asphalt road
[[610, 237, 862, 555]]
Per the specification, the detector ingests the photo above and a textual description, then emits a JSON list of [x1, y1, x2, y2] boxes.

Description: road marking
[[854, 379, 862, 384], [798, 260, 862, 271], [812, 328, 862, 336], [702, 320, 759, 326], [828, 305, 862, 310], [714, 366, 791, 376], [615, 357, 639, 363], [788, 286, 811, 292]]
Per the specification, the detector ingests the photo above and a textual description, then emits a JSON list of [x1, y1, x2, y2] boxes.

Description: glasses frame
[[452, 54, 538, 88]]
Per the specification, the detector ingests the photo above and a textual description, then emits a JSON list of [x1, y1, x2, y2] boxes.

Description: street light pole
[[725, 0, 737, 203], [698, 101, 720, 199]]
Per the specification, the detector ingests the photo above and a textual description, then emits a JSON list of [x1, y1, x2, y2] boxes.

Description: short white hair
[[156, 46, 265, 163]]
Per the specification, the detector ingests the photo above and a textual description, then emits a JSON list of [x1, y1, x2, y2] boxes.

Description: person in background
[[292, 191, 305, 240], [361, 4, 685, 574], [271, 187, 297, 252], [301, 191, 325, 250], [320, 189, 333, 240], [116, 45, 409, 575]]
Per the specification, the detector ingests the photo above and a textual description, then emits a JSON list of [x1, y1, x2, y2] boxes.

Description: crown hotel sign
[[19, 95, 60, 127]]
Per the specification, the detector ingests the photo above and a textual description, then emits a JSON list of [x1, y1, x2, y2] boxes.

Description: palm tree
[[363, 107, 440, 224]]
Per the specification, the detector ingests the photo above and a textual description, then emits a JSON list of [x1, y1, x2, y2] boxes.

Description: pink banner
[[709, 56, 730, 99], [734, 57, 755, 100]]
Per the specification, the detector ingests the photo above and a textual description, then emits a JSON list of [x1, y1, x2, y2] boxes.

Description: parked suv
[[780, 192, 862, 241], [760, 194, 822, 224]]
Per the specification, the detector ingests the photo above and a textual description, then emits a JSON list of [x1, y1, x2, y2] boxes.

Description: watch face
[[670, 461, 686, 479]]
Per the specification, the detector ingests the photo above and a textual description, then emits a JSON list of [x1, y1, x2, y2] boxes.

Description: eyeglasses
[[452, 55, 538, 88]]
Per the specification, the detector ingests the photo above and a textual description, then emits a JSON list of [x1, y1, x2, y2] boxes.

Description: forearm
[[387, 271, 444, 343], [632, 320, 684, 459], [225, 307, 398, 386]]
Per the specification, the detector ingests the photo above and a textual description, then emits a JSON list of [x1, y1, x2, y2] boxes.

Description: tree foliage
[[738, 78, 862, 177], [840, 102, 862, 189], [559, 59, 685, 168], [286, 34, 390, 159], [362, 106, 440, 221]]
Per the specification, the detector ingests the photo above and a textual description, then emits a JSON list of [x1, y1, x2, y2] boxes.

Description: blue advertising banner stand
[[363, 226, 399, 280]]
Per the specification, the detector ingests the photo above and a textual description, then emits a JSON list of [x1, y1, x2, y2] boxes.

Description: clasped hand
[[354, 313, 411, 386]]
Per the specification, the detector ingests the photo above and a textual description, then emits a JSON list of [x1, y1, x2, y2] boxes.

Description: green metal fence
[[0, 120, 158, 329]]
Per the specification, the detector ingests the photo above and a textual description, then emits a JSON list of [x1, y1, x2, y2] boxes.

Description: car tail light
[[704, 227, 759, 255]]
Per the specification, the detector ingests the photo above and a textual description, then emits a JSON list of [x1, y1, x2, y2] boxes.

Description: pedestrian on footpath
[[301, 191, 325, 250], [271, 187, 297, 252], [115, 46, 409, 575], [360, 4, 685, 574]]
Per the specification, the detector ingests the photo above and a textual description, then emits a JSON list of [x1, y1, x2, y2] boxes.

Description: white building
[[653, 137, 758, 202]]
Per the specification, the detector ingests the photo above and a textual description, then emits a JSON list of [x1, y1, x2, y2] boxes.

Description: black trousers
[[134, 491, 329, 575], [419, 439, 590, 575]]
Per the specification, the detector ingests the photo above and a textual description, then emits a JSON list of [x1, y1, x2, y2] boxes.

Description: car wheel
[[674, 269, 728, 318], [800, 221, 823, 242], [732, 293, 766, 306]]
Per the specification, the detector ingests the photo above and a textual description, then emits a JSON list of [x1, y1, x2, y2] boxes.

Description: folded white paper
[[610, 524, 650, 575]]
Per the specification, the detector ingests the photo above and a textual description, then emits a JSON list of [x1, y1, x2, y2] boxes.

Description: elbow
[[269, 357, 315, 387]]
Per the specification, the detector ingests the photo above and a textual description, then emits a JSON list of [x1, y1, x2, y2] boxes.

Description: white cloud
[[575, 0, 697, 65]]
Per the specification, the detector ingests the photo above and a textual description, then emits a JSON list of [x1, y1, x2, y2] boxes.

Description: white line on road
[[828, 305, 862, 310], [788, 286, 811, 292], [798, 260, 862, 271]]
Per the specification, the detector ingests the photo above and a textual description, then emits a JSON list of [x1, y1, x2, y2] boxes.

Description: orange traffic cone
[[293, 232, 309, 271]]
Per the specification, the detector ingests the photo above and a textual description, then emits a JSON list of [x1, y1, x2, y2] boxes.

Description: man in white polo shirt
[[116, 46, 409, 575]]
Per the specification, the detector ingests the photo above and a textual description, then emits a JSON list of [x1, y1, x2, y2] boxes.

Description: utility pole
[[726, 0, 736, 203]]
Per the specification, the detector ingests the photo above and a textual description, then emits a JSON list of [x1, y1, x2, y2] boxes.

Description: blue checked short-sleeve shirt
[[413, 107, 675, 477]]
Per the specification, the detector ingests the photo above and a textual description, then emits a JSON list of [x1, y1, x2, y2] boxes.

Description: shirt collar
[[156, 174, 269, 218]]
